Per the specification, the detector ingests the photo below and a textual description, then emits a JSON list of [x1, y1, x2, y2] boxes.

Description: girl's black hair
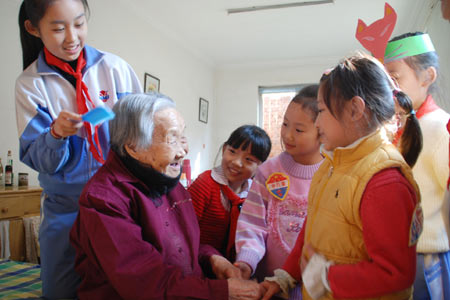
[[291, 84, 319, 121], [394, 90, 423, 167], [389, 32, 440, 94], [19, 0, 90, 70], [320, 53, 422, 167], [224, 125, 272, 162]]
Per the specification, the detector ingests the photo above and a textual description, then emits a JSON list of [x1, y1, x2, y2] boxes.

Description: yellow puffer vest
[[302, 131, 420, 300]]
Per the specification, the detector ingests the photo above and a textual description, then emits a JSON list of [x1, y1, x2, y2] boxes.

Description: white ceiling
[[121, 0, 435, 68]]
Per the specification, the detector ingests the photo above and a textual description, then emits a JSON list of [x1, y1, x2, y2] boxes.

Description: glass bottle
[[0, 158, 3, 186], [5, 151, 13, 187]]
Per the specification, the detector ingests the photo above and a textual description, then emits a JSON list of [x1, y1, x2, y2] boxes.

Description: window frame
[[258, 84, 307, 127]]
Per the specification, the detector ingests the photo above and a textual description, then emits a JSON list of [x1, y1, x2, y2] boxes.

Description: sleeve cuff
[[302, 253, 333, 299], [207, 278, 229, 300], [265, 269, 298, 299], [45, 129, 68, 149], [235, 249, 261, 275]]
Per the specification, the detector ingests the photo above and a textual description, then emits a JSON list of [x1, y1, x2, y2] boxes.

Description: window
[[258, 85, 306, 158]]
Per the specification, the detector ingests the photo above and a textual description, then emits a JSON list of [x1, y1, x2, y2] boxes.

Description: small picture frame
[[199, 98, 209, 124], [144, 73, 160, 93]]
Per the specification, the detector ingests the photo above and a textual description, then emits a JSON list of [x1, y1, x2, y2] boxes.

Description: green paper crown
[[384, 34, 435, 63]]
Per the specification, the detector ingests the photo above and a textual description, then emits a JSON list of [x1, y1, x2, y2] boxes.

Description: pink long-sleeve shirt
[[235, 152, 322, 299]]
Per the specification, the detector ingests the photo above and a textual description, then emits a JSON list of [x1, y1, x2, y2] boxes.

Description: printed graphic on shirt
[[266, 172, 290, 201], [409, 203, 423, 246], [99, 90, 110, 102], [268, 195, 308, 253]]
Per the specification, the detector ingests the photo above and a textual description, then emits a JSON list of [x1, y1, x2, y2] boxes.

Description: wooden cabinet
[[0, 186, 42, 261]]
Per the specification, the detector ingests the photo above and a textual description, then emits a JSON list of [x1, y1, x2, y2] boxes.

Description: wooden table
[[0, 186, 42, 261]]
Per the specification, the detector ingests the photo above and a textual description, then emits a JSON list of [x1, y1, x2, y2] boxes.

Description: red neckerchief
[[393, 95, 439, 146], [44, 48, 105, 164], [220, 184, 245, 260]]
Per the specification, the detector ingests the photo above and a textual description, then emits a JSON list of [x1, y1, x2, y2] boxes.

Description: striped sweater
[[188, 167, 251, 258], [235, 152, 322, 299]]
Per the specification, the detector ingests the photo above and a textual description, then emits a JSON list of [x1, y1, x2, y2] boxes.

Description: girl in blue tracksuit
[[16, 0, 141, 298]]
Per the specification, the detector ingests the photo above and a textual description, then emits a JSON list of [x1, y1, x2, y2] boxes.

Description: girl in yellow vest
[[260, 53, 423, 300]]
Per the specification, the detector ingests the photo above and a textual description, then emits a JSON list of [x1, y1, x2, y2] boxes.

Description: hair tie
[[392, 89, 399, 97], [323, 68, 334, 76], [410, 109, 416, 116]]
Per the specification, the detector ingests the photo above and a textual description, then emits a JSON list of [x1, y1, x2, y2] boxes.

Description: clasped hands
[[210, 255, 263, 300], [210, 244, 319, 300]]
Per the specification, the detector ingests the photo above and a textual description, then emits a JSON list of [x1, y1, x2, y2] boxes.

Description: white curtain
[[23, 216, 40, 263], [0, 220, 10, 259]]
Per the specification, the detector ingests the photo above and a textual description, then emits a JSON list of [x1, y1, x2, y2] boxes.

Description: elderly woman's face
[[129, 107, 188, 177]]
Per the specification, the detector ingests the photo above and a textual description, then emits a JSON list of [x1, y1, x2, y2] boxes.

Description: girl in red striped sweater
[[188, 125, 271, 261]]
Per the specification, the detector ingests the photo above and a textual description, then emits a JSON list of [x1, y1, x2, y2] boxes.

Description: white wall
[[212, 58, 339, 157], [426, 2, 450, 112], [0, 0, 216, 186], [1, 1, 23, 184]]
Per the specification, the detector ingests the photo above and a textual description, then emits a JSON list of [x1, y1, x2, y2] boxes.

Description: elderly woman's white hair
[[109, 92, 176, 156]]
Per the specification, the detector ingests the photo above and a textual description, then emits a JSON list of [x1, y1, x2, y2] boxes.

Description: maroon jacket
[[70, 151, 228, 299]]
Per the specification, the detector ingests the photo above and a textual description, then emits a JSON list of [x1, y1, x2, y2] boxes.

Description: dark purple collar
[[107, 150, 181, 206]]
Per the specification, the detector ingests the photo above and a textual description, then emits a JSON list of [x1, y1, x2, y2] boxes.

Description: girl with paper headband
[[16, 0, 141, 298], [384, 32, 450, 299]]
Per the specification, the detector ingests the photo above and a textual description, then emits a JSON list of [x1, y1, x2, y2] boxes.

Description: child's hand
[[51, 110, 83, 138], [233, 261, 252, 280], [260, 280, 281, 300], [210, 255, 242, 279], [301, 243, 317, 274]]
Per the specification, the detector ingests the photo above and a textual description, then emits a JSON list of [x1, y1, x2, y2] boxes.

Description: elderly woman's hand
[[228, 278, 265, 300], [210, 255, 242, 279]]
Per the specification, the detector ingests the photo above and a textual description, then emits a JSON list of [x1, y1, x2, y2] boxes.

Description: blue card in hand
[[82, 107, 115, 126]]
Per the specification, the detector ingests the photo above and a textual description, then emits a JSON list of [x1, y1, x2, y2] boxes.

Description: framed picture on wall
[[144, 73, 160, 93], [199, 98, 209, 124]]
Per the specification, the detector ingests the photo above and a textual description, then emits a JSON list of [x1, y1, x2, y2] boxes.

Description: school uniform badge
[[99, 90, 110, 102], [266, 172, 290, 201], [409, 203, 423, 246]]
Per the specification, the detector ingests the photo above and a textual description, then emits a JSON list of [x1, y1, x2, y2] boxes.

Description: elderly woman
[[70, 93, 263, 299]]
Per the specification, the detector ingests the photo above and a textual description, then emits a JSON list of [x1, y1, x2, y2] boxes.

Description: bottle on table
[[0, 158, 3, 186], [5, 150, 13, 187]]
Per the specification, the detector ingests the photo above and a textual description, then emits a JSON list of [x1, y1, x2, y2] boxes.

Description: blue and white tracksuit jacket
[[15, 45, 141, 299]]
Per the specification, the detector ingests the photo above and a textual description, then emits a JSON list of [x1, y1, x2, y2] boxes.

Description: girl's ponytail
[[19, 1, 44, 70], [395, 90, 423, 167]]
